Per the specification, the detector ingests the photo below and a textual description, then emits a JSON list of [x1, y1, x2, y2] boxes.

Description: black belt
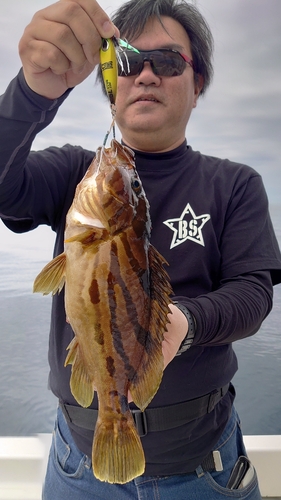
[[60, 384, 229, 438]]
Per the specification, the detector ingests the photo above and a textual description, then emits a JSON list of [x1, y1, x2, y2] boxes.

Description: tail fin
[[92, 413, 145, 484]]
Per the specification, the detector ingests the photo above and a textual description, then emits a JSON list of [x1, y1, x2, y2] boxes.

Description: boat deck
[[0, 434, 280, 499]]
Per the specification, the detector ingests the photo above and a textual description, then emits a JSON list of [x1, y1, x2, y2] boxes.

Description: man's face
[[115, 16, 202, 152]]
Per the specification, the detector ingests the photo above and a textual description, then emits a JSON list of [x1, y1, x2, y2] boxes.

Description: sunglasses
[[117, 48, 194, 77]]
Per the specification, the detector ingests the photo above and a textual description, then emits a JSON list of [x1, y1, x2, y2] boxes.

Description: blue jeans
[[42, 405, 262, 500]]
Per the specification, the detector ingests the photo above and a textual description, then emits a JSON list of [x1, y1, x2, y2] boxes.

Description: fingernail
[[102, 20, 115, 36]]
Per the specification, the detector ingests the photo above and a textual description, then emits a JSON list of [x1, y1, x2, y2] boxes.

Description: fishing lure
[[100, 37, 139, 144], [100, 38, 118, 107], [100, 37, 140, 105]]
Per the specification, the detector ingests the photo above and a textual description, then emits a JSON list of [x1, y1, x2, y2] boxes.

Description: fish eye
[[131, 177, 142, 194]]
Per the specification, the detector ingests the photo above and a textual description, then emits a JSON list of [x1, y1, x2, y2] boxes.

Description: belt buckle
[[207, 391, 218, 413], [131, 409, 148, 437], [207, 384, 229, 413]]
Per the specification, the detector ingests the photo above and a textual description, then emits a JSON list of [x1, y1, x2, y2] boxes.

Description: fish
[[33, 139, 172, 484]]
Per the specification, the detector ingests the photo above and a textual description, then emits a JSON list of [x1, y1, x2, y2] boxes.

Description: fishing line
[[103, 105, 116, 146], [98, 37, 136, 169]]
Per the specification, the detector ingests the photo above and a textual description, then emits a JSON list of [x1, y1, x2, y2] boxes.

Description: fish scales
[[33, 139, 173, 484]]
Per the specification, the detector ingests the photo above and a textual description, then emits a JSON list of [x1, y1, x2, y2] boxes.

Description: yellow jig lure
[[99, 37, 139, 145], [100, 38, 118, 107]]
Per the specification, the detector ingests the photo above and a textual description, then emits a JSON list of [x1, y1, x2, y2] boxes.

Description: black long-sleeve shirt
[[1, 69, 281, 474]]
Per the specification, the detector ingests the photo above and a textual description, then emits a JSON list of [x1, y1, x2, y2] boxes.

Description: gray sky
[[0, 0, 280, 209]]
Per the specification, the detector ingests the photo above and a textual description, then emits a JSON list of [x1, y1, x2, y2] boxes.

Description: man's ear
[[193, 74, 204, 108]]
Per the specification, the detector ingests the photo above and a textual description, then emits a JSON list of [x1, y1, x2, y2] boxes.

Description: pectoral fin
[[65, 337, 94, 408], [65, 227, 107, 246], [33, 252, 66, 295]]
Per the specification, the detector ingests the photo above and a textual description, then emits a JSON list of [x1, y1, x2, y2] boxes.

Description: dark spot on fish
[[106, 356, 116, 377], [107, 271, 118, 311], [89, 278, 100, 305], [119, 394, 129, 414], [108, 391, 128, 415], [94, 323, 104, 346], [109, 390, 119, 398], [107, 271, 115, 288]]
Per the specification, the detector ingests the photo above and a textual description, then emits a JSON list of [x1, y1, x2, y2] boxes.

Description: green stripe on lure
[[117, 38, 140, 52]]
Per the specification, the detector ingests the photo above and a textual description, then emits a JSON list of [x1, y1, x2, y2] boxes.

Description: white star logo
[[163, 203, 210, 249]]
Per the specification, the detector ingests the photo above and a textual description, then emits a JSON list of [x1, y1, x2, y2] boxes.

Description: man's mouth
[[138, 97, 158, 101], [134, 95, 159, 103]]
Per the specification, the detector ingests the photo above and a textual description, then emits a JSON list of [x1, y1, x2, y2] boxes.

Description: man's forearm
[[176, 271, 273, 346]]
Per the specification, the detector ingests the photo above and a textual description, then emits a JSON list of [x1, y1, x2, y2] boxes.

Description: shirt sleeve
[[218, 172, 281, 284], [174, 270, 273, 346], [0, 69, 93, 232]]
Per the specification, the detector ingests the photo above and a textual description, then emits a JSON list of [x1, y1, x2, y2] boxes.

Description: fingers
[[18, 0, 118, 98], [37, 0, 116, 68], [60, 0, 117, 39], [162, 304, 188, 367], [26, 11, 95, 76]]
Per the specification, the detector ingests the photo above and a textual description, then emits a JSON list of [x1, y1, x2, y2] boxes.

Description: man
[[0, 0, 281, 498]]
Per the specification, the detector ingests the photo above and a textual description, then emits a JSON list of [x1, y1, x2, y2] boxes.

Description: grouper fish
[[33, 139, 172, 484]]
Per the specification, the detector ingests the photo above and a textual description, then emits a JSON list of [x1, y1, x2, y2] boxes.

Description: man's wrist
[[174, 302, 196, 355]]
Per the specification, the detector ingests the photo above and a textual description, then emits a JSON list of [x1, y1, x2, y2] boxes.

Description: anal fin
[[65, 337, 94, 408]]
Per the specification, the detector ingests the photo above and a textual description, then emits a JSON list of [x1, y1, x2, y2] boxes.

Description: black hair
[[97, 0, 214, 96]]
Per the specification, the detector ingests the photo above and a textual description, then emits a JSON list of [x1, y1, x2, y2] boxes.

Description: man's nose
[[134, 61, 161, 85]]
